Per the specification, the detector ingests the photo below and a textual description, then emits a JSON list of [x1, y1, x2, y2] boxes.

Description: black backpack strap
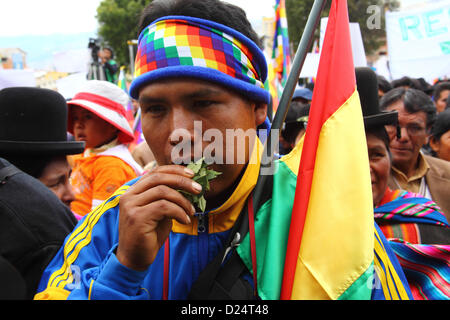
[[203, 251, 255, 300], [188, 200, 252, 300], [187, 172, 274, 300]]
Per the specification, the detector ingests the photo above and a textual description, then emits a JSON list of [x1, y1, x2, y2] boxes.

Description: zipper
[[197, 213, 208, 233], [196, 212, 209, 271]]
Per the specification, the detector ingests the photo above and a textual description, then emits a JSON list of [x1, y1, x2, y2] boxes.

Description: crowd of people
[[0, 0, 449, 300]]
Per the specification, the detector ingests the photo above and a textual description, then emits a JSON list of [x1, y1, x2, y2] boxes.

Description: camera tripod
[[87, 59, 106, 81]]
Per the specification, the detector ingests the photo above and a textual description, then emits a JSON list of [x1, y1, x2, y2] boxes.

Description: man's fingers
[[129, 165, 200, 195], [143, 199, 192, 225], [132, 185, 196, 216]]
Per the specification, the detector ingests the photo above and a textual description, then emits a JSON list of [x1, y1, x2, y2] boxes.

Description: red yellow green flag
[[280, 0, 374, 299], [238, 0, 374, 300]]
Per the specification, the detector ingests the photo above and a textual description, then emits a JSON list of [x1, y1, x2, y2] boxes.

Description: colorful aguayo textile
[[390, 240, 450, 300], [375, 189, 450, 300], [375, 189, 448, 226], [130, 16, 269, 103]]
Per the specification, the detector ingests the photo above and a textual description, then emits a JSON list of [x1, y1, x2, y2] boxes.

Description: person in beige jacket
[[380, 87, 450, 222]]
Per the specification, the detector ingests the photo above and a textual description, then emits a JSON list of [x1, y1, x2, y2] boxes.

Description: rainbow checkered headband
[[129, 16, 269, 103]]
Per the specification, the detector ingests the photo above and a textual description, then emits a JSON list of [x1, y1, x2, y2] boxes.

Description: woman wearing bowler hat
[[0, 86, 85, 298], [0, 87, 85, 208]]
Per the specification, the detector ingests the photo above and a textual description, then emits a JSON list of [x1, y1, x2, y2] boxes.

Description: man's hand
[[116, 165, 201, 271]]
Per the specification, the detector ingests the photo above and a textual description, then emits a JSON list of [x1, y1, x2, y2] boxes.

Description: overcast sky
[[0, 0, 428, 37], [0, 0, 275, 37]]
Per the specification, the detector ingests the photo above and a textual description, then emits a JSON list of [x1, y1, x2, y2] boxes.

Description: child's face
[[71, 106, 118, 149]]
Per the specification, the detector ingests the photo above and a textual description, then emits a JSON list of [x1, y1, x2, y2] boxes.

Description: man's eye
[[407, 125, 424, 134], [193, 100, 215, 108], [144, 105, 166, 114]]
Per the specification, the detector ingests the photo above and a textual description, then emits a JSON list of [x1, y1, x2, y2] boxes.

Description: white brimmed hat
[[67, 80, 134, 144]]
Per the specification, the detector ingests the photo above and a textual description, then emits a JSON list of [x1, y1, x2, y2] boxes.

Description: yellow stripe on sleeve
[[47, 185, 130, 289]]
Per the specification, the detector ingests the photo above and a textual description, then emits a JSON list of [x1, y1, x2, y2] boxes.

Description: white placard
[[386, 2, 450, 82], [300, 18, 367, 78], [320, 18, 367, 67]]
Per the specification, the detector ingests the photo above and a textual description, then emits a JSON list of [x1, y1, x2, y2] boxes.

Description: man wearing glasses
[[380, 87, 450, 222]]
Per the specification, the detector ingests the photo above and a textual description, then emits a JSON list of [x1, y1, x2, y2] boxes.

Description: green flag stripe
[[237, 160, 297, 300]]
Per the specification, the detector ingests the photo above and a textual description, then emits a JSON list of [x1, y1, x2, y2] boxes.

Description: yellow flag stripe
[[289, 90, 374, 299]]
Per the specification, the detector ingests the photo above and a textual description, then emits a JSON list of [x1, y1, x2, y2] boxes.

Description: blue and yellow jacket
[[34, 142, 412, 300], [35, 146, 260, 300], [35, 180, 251, 300]]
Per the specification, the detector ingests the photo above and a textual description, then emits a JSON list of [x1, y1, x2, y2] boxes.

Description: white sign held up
[[386, 2, 450, 82]]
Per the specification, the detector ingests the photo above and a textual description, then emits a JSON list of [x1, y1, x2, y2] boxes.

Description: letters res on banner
[[386, 1, 450, 82]]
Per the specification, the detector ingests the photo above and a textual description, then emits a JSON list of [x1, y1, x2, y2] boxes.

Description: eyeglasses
[[385, 124, 426, 137]]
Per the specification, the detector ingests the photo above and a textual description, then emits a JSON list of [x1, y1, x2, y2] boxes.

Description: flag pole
[[252, 0, 327, 210]]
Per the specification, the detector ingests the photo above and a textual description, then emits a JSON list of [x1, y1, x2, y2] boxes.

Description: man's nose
[[168, 108, 199, 146], [398, 126, 410, 141]]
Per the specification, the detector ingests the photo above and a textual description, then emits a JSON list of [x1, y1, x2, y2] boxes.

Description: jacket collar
[[172, 138, 263, 235]]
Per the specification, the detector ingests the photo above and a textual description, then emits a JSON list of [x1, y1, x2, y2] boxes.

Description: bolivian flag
[[237, 0, 411, 300]]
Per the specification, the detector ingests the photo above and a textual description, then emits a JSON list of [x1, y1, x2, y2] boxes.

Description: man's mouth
[[171, 154, 219, 166], [391, 146, 411, 152]]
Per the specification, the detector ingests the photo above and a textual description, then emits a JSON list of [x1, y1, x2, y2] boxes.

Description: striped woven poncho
[[375, 189, 450, 300]]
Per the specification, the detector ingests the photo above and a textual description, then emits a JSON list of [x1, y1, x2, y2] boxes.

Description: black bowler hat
[[0, 87, 85, 155], [355, 67, 398, 129]]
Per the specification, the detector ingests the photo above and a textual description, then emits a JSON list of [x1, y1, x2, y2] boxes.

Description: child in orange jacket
[[67, 80, 143, 216]]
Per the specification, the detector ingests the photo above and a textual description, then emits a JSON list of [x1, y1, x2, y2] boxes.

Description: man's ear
[[254, 102, 268, 127]]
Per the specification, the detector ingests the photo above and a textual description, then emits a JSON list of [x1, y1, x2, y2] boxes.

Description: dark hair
[[102, 47, 114, 59], [431, 108, 450, 139], [432, 81, 450, 102], [282, 102, 310, 144], [0, 155, 65, 179], [379, 87, 437, 129], [416, 78, 433, 95], [390, 76, 423, 91], [377, 75, 392, 94], [138, 0, 261, 48]]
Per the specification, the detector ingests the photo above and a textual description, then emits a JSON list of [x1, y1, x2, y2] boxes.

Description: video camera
[[88, 38, 101, 61]]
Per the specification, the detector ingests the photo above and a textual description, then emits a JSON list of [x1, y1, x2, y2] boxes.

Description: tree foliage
[[285, 0, 399, 55], [96, 0, 152, 67]]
